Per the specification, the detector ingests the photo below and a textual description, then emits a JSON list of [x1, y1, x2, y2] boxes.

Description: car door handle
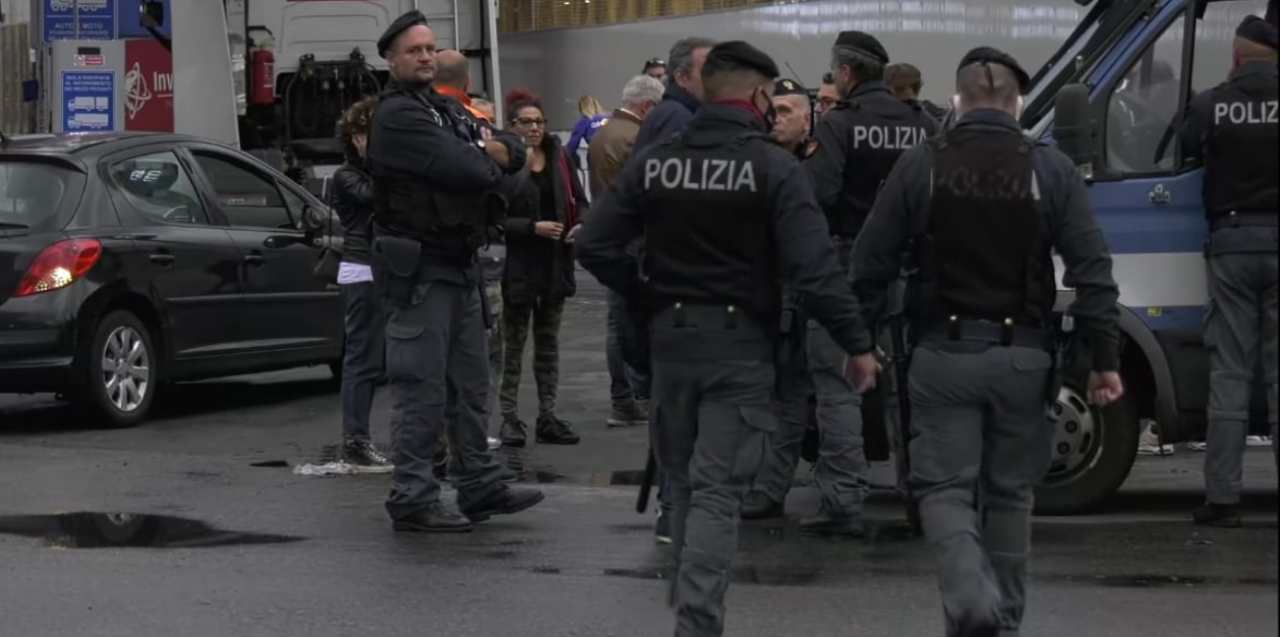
[[148, 253, 175, 265], [243, 253, 265, 266]]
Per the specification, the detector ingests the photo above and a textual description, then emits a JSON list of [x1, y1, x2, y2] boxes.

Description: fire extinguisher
[[248, 28, 275, 106]]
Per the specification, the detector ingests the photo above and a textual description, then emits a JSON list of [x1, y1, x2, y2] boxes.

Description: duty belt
[[1211, 211, 1278, 232], [918, 316, 1047, 349]]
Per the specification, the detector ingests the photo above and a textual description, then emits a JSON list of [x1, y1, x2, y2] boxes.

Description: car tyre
[[77, 310, 158, 428], [1034, 382, 1140, 515]]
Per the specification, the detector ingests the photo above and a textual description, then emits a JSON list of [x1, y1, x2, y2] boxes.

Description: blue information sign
[[117, 0, 171, 39], [44, 0, 116, 42], [62, 71, 115, 132]]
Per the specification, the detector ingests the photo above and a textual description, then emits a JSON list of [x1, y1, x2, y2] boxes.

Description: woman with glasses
[[496, 88, 585, 448]]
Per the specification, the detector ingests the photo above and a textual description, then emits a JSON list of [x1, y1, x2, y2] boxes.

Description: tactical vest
[[1203, 72, 1279, 221], [826, 92, 934, 237], [913, 127, 1052, 328], [642, 132, 779, 323], [370, 87, 493, 259]]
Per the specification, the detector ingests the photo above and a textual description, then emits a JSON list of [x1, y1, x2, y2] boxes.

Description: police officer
[[850, 48, 1124, 637], [367, 11, 543, 533], [1181, 15, 1278, 528], [777, 31, 936, 534], [739, 78, 818, 520], [578, 41, 880, 637], [770, 78, 817, 158]]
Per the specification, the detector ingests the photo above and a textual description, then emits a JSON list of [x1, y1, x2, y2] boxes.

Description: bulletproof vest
[[642, 132, 779, 323], [916, 127, 1051, 327], [1204, 71, 1279, 220], [826, 89, 934, 237], [370, 87, 491, 259]]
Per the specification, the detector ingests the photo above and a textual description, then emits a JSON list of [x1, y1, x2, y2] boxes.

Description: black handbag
[[313, 246, 342, 284]]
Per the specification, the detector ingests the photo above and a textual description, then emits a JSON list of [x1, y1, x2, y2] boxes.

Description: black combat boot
[[500, 416, 529, 448], [536, 414, 581, 445], [341, 438, 393, 473], [392, 503, 473, 533], [461, 486, 546, 522], [1192, 502, 1242, 527]]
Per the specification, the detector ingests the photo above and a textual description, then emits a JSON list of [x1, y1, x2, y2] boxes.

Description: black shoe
[[461, 486, 545, 522], [741, 491, 784, 520], [655, 510, 672, 545], [392, 503, 473, 533], [342, 439, 393, 473], [500, 417, 528, 448], [607, 400, 648, 428], [536, 414, 581, 445], [799, 511, 864, 537], [1192, 502, 1242, 527]]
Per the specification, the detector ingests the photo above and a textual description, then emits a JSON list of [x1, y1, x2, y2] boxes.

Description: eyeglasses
[[514, 118, 546, 127]]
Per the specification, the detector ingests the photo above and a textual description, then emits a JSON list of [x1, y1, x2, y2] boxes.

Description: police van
[[1025, 0, 1272, 513]]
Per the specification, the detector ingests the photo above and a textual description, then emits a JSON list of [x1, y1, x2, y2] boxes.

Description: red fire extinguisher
[[250, 42, 275, 106]]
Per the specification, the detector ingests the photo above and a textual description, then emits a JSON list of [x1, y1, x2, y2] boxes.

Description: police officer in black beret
[[769, 78, 817, 157], [578, 41, 880, 637], [1181, 14, 1278, 528], [851, 47, 1124, 636], [790, 30, 938, 535], [367, 11, 544, 533]]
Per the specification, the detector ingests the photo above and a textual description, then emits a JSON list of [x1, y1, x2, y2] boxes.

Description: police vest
[[641, 132, 779, 322], [370, 88, 493, 258], [1204, 72, 1279, 221], [826, 93, 934, 237], [914, 127, 1052, 328]]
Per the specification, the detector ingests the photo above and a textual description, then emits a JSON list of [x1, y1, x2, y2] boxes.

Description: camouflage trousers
[[486, 280, 504, 432], [499, 297, 565, 419]]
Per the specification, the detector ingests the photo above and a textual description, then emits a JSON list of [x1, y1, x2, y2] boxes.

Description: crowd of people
[[316, 9, 1277, 637]]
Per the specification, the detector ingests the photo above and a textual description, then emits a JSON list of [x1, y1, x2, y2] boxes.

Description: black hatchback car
[[0, 133, 343, 427]]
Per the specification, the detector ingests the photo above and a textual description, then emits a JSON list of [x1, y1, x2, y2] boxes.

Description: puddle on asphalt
[[0, 513, 302, 549], [250, 460, 290, 468]]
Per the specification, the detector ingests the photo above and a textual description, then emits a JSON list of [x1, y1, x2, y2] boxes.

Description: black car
[[0, 133, 343, 427]]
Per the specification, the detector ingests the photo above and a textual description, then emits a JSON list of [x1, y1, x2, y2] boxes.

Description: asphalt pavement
[[0, 274, 1276, 637]]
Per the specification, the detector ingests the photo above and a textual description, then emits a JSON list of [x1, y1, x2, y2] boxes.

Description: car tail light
[[15, 238, 102, 297]]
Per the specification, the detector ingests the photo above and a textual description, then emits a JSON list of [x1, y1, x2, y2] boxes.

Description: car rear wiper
[[0, 222, 30, 230]]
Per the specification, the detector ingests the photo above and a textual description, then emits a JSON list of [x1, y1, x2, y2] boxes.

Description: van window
[[1104, 16, 1186, 174]]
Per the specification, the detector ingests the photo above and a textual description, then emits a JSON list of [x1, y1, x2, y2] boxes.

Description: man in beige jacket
[[587, 73, 665, 431]]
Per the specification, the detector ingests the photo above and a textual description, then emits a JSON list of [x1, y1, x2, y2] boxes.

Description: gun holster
[[371, 235, 423, 308]]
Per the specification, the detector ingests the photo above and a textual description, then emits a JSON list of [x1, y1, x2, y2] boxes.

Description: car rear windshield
[[0, 160, 82, 235]]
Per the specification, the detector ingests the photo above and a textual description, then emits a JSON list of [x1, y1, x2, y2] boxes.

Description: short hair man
[[815, 72, 840, 119], [433, 48, 493, 124], [579, 40, 877, 636], [886, 62, 951, 123], [852, 47, 1123, 636], [1181, 15, 1279, 528], [368, 11, 543, 533], [588, 74, 665, 431]]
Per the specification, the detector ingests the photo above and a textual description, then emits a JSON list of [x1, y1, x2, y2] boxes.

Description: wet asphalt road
[[0, 274, 1276, 637]]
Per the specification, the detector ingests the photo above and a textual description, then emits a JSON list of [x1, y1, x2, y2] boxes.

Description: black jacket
[[330, 162, 373, 265], [851, 109, 1121, 370], [633, 82, 700, 153], [500, 135, 585, 305]]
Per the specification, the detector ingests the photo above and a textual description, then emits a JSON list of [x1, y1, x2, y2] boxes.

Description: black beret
[[1237, 14, 1278, 50], [378, 10, 428, 58], [774, 78, 807, 97], [705, 41, 780, 79], [958, 46, 1031, 94], [834, 31, 889, 65]]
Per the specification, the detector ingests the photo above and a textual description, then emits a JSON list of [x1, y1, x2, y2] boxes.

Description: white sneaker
[[1187, 441, 1208, 452], [1137, 420, 1175, 456], [1246, 435, 1272, 448]]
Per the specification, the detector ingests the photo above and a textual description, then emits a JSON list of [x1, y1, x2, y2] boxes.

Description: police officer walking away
[[761, 31, 935, 534], [578, 41, 880, 637], [851, 48, 1124, 636], [1181, 14, 1278, 528], [367, 11, 544, 532]]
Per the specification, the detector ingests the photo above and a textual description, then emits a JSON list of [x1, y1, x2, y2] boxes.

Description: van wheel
[[1034, 383, 1139, 515], [77, 310, 158, 428]]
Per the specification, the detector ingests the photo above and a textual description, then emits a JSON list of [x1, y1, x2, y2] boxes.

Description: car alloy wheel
[[101, 324, 151, 413]]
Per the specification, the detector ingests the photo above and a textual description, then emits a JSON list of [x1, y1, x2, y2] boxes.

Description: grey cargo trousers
[[909, 342, 1054, 637], [650, 304, 776, 637], [1203, 233, 1279, 505], [383, 267, 508, 520]]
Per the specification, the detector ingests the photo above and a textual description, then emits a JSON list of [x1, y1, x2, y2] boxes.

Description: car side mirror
[[1054, 83, 1096, 179]]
